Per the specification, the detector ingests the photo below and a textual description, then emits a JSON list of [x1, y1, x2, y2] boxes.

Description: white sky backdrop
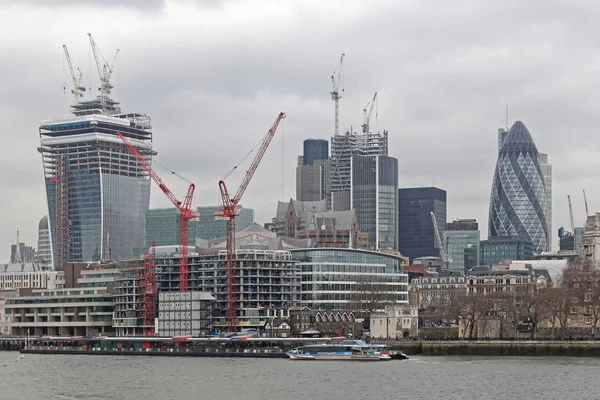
[[1, 0, 600, 261]]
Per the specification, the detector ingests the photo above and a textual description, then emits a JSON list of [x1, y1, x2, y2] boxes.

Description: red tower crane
[[216, 112, 286, 332], [116, 131, 196, 291]]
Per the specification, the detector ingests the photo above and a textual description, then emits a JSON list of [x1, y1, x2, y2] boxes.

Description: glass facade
[[196, 206, 254, 240], [145, 208, 197, 247], [480, 236, 534, 266], [39, 104, 153, 267], [489, 121, 549, 252], [398, 187, 447, 259], [444, 231, 480, 275], [303, 139, 329, 166], [351, 155, 398, 250], [292, 248, 408, 310]]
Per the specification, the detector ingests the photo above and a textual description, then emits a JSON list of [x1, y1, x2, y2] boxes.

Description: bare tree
[[545, 267, 576, 339], [350, 275, 397, 313], [459, 292, 490, 339], [569, 258, 600, 338]]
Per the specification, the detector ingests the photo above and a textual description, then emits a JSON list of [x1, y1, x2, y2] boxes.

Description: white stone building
[[0, 263, 63, 291], [369, 304, 418, 339]]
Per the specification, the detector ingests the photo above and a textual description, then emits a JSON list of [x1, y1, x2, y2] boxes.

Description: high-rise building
[[145, 208, 198, 248], [480, 236, 534, 266], [559, 227, 584, 252], [303, 139, 328, 166], [330, 130, 388, 211], [144, 205, 255, 247], [398, 187, 447, 260], [196, 205, 254, 240], [444, 219, 480, 275], [539, 153, 552, 250], [39, 93, 153, 268], [36, 216, 52, 266], [351, 154, 398, 250], [10, 243, 35, 264], [296, 139, 330, 202], [489, 121, 549, 253]]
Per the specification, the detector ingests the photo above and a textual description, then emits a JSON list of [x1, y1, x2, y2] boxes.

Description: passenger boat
[[286, 339, 392, 361]]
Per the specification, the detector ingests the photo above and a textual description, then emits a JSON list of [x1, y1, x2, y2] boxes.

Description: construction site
[[18, 30, 404, 340]]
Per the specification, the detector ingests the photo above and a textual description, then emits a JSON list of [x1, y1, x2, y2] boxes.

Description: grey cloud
[[1, 0, 600, 259]]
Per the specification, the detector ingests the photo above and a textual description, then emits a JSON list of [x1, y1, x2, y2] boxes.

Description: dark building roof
[[398, 187, 446, 202]]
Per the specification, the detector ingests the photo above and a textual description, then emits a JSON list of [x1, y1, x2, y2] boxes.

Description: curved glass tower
[[489, 121, 549, 252]]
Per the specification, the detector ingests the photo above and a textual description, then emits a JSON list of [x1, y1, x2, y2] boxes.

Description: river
[[1, 352, 599, 399]]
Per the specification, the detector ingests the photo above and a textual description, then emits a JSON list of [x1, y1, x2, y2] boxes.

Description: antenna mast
[[14, 228, 21, 264]]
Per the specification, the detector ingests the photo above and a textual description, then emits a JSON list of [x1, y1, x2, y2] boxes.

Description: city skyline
[[1, 0, 600, 261]]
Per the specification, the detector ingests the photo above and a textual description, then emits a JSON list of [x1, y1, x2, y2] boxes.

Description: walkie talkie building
[[38, 97, 154, 269], [488, 121, 549, 253]]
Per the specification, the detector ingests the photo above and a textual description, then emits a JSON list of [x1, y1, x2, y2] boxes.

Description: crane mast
[[568, 195, 575, 233], [217, 112, 286, 332], [584, 190, 589, 217], [361, 92, 378, 134], [330, 53, 345, 136], [63, 45, 86, 104], [87, 33, 120, 106], [430, 211, 449, 268], [116, 131, 196, 292]]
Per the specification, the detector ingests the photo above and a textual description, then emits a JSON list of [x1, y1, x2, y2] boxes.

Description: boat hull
[[287, 352, 391, 361]]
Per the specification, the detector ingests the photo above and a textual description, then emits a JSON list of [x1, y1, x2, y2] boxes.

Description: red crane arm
[[230, 112, 286, 207], [116, 131, 183, 210]]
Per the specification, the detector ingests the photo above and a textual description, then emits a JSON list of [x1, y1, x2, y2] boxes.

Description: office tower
[[489, 121, 549, 252], [39, 96, 153, 268], [36, 216, 52, 266], [444, 219, 480, 275], [195, 205, 254, 240], [398, 187, 447, 260], [351, 154, 398, 250], [539, 153, 552, 250], [330, 130, 388, 211], [296, 139, 330, 202], [559, 226, 584, 252], [480, 236, 534, 266], [10, 243, 35, 264]]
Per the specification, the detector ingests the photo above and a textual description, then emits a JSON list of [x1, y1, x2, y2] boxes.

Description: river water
[[1, 352, 599, 399]]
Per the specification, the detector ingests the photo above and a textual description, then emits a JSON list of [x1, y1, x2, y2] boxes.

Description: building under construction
[[38, 35, 154, 268], [329, 130, 388, 211], [153, 248, 300, 332]]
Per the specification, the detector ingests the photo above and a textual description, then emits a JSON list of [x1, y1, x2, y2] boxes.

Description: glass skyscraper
[[398, 187, 447, 260], [39, 97, 153, 268], [296, 139, 330, 202], [444, 219, 480, 275], [351, 154, 398, 251], [489, 121, 549, 253]]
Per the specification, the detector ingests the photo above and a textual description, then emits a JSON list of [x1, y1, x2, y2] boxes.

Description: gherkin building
[[489, 121, 549, 252]]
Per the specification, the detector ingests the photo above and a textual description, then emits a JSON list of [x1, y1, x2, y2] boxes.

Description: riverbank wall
[[390, 341, 600, 357]]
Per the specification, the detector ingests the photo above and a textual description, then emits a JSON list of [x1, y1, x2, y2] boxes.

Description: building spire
[[14, 228, 22, 263]]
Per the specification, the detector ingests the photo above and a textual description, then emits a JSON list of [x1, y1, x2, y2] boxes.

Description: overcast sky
[[1, 0, 599, 262]]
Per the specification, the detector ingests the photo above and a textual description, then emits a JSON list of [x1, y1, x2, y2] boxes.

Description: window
[[585, 293, 592, 302], [572, 297, 578, 304]]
